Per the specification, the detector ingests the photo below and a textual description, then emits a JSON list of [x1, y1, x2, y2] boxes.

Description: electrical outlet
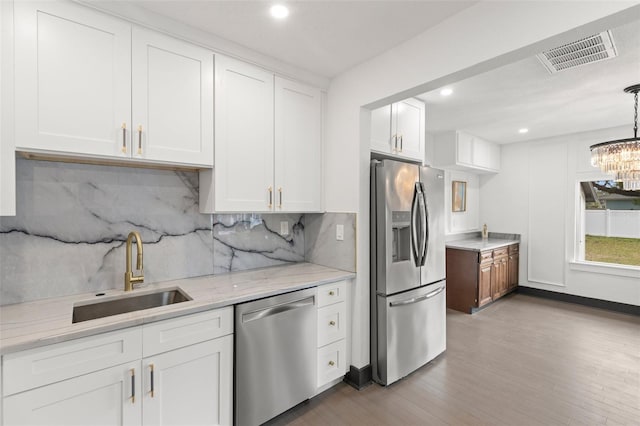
[[280, 221, 289, 236], [336, 224, 344, 241]]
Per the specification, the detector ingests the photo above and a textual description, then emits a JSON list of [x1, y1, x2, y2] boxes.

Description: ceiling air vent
[[536, 30, 617, 74]]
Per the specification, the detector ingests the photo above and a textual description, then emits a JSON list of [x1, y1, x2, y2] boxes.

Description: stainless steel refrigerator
[[370, 159, 446, 386]]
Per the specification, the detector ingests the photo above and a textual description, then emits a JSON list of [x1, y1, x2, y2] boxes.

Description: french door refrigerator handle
[[410, 183, 421, 266], [389, 286, 445, 307], [418, 186, 429, 266]]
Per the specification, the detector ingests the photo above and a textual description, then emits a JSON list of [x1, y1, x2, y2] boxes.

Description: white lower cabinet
[[315, 280, 349, 389], [1, 308, 233, 426], [4, 361, 141, 426], [142, 336, 232, 426]]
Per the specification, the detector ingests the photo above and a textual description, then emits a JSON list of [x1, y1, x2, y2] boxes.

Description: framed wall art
[[452, 181, 467, 212]]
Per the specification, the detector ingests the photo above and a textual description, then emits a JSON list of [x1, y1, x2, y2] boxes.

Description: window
[[578, 180, 640, 267]]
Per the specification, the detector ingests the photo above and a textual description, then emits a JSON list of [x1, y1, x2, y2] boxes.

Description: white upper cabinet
[[132, 27, 213, 166], [14, 1, 132, 158], [201, 56, 323, 213], [370, 98, 425, 162], [432, 130, 501, 174], [13, 1, 213, 168], [213, 56, 274, 212], [274, 77, 322, 212]]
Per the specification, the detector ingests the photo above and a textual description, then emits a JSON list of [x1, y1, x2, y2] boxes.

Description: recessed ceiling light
[[519, 128, 529, 134], [440, 88, 453, 96], [270, 4, 289, 19]]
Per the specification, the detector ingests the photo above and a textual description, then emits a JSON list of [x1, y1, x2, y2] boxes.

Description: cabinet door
[[14, 1, 131, 157], [142, 336, 233, 426], [473, 137, 491, 169], [508, 253, 519, 290], [370, 105, 393, 153], [492, 257, 508, 299], [478, 262, 492, 307], [3, 361, 141, 426], [132, 27, 213, 166], [215, 56, 274, 212], [456, 131, 474, 166], [274, 77, 322, 212], [393, 98, 424, 161]]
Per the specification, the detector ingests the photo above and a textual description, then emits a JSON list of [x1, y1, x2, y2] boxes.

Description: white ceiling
[[417, 19, 640, 144], [133, 0, 476, 78], [95, 1, 638, 145]]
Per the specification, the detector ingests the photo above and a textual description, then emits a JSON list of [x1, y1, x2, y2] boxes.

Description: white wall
[[444, 170, 480, 235], [480, 126, 640, 306], [325, 2, 640, 370]]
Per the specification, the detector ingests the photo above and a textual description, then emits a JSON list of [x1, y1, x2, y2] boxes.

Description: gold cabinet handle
[[149, 364, 155, 398], [329, 320, 336, 326], [328, 290, 335, 296], [268, 186, 273, 209], [328, 360, 335, 366], [130, 368, 136, 404], [137, 125, 143, 155], [278, 187, 282, 209], [121, 123, 127, 154], [399, 134, 403, 152], [392, 134, 397, 152]]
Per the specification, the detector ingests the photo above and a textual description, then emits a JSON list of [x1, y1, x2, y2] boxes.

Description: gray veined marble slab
[[0, 159, 214, 305], [305, 212, 356, 272], [212, 214, 305, 274], [0, 262, 355, 355]]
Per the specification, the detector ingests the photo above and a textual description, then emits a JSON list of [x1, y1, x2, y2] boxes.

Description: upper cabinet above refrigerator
[[370, 98, 425, 163]]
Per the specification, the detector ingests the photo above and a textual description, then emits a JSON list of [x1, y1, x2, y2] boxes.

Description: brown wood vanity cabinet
[[446, 243, 519, 314]]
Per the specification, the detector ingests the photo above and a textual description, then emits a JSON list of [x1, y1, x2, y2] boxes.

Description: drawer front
[[317, 339, 347, 388], [493, 247, 508, 259], [317, 280, 347, 308], [479, 250, 493, 264], [3, 327, 142, 396], [143, 307, 233, 357], [509, 243, 519, 254], [317, 302, 346, 348]]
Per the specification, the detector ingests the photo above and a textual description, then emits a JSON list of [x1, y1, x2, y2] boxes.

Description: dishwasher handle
[[242, 296, 315, 323]]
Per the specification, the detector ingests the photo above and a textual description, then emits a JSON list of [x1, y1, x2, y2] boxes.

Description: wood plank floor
[[268, 293, 640, 426]]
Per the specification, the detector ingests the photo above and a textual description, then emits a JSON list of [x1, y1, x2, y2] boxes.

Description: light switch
[[280, 221, 289, 236], [336, 224, 344, 241]]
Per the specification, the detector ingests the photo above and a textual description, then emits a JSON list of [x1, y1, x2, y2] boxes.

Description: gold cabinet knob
[[328, 360, 335, 366], [329, 290, 335, 296], [329, 320, 336, 326]]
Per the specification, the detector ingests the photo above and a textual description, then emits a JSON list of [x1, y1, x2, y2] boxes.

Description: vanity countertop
[[0, 262, 354, 355], [446, 238, 520, 252]]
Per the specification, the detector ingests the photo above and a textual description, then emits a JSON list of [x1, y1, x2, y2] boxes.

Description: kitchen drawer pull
[[390, 286, 445, 307], [137, 125, 143, 155], [328, 290, 335, 296], [329, 320, 336, 326], [149, 364, 155, 397], [130, 368, 135, 404], [328, 360, 335, 366], [121, 123, 127, 153]]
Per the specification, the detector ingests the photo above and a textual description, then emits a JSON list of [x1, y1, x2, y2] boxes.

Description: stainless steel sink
[[72, 288, 191, 323]]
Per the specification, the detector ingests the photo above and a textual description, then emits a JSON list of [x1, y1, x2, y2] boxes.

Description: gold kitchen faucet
[[124, 231, 144, 291]]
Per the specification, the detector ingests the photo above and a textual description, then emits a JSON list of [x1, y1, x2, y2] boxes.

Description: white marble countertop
[[446, 238, 519, 252], [0, 263, 355, 355]]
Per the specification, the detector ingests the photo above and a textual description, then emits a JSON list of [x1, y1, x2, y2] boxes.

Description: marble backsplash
[[0, 159, 355, 305]]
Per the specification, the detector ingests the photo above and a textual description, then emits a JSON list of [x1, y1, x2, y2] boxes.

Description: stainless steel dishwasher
[[235, 287, 317, 426]]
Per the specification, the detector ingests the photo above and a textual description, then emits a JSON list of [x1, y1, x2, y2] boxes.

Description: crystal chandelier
[[590, 84, 640, 191]]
